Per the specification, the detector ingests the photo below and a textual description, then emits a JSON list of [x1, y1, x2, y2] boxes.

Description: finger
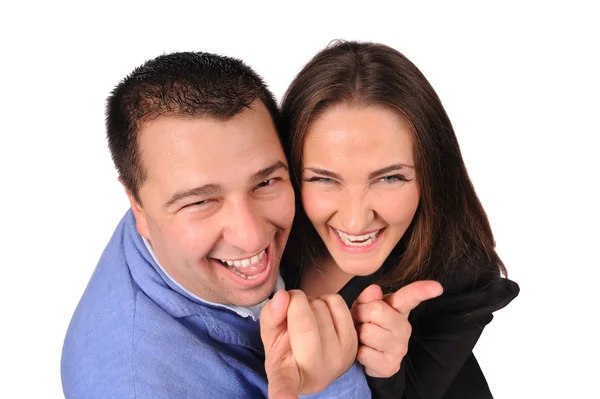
[[353, 284, 384, 306], [357, 345, 401, 378], [352, 299, 398, 327], [385, 280, 443, 316], [320, 294, 358, 356], [357, 321, 409, 357], [287, 290, 322, 365], [260, 290, 290, 351], [309, 298, 339, 349]]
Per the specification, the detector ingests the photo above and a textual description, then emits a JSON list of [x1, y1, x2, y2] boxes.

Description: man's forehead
[[139, 112, 280, 156], [138, 110, 280, 150]]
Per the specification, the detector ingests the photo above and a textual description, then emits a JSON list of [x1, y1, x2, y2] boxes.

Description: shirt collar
[[142, 237, 284, 321]]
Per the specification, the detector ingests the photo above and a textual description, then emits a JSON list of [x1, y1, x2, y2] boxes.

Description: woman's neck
[[299, 255, 354, 297]]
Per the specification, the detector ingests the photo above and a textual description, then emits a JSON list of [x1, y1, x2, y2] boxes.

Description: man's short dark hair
[[106, 51, 280, 202]]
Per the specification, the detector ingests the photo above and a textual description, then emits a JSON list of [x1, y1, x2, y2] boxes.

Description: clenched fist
[[352, 281, 443, 377], [260, 290, 358, 399]]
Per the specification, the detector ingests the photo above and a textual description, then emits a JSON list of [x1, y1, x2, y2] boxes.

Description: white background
[[1, 1, 598, 398]]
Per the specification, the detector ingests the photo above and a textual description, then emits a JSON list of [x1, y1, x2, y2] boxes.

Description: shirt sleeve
[[301, 361, 372, 399]]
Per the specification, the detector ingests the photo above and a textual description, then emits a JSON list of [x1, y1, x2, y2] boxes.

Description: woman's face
[[301, 104, 420, 276]]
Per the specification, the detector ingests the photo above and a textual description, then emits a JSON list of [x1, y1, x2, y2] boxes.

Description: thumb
[[260, 290, 290, 349], [351, 284, 384, 322], [354, 284, 384, 306], [385, 280, 443, 316]]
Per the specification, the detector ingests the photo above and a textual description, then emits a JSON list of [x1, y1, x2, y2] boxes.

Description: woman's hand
[[351, 281, 443, 377]]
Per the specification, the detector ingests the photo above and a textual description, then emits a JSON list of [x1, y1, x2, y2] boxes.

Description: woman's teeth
[[335, 229, 380, 247]]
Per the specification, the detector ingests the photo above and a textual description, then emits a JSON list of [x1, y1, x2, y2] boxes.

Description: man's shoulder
[[61, 265, 268, 398], [62, 249, 139, 352], [60, 256, 141, 398]]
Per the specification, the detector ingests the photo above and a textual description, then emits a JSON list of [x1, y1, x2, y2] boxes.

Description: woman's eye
[[304, 176, 336, 184], [380, 174, 408, 183]]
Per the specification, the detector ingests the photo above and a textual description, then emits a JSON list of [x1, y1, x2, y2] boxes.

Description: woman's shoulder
[[408, 262, 520, 328]]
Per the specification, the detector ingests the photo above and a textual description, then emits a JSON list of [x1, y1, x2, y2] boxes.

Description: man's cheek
[[183, 221, 221, 249]]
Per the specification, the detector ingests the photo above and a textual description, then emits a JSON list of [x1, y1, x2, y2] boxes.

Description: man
[[61, 51, 370, 398]]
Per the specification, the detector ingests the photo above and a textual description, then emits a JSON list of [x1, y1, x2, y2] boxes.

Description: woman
[[279, 41, 519, 398]]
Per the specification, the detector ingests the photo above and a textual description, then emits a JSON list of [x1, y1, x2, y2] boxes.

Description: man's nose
[[221, 198, 268, 253]]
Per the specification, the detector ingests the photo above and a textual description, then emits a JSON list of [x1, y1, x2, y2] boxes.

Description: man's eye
[[257, 179, 274, 188], [185, 199, 214, 208], [255, 178, 281, 190]]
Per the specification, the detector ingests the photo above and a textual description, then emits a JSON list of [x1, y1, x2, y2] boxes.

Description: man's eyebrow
[[251, 161, 288, 182], [304, 167, 343, 180], [164, 184, 221, 208], [368, 163, 414, 179]]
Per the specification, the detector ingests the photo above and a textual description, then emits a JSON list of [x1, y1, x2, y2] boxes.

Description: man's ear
[[119, 177, 150, 240]]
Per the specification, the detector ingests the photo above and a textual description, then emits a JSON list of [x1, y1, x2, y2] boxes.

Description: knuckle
[[321, 293, 341, 304], [384, 355, 401, 374], [323, 294, 347, 312], [405, 321, 412, 336], [393, 320, 412, 339], [289, 289, 306, 298], [289, 289, 308, 305], [358, 323, 374, 342], [372, 301, 385, 318], [384, 337, 408, 359], [395, 343, 408, 358], [356, 345, 368, 362], [372, 301, 392, 323], [310, 298, 327, 310]]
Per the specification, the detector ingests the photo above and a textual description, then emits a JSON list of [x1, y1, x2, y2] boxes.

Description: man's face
[[127, 101, 295, 307]]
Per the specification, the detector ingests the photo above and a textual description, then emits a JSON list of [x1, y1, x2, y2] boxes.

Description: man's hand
[[351, 281, 443, 377], [260, 290, 358, 399]]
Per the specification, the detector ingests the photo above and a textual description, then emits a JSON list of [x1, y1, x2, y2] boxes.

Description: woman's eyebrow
[[304, 167, 343, 180], [368, 163, 414, 179]]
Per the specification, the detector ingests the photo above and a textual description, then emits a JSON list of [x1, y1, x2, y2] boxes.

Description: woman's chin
[[335, 259, 383, 277]]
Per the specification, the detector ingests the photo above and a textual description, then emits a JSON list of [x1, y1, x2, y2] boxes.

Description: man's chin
[[236, 281, 279, 307], [237, 298, 269, 308]]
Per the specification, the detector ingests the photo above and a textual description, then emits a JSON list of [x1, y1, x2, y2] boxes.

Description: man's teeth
[[227, 266, 260, 280], [335, 229, 380, 247], [220, 249, 266, 268]]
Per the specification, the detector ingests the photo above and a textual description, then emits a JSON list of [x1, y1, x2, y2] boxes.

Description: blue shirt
[[61, 210, 371, 398]]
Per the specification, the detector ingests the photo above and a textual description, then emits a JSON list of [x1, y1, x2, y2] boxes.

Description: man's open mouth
[[213, 248, 269, 280]]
